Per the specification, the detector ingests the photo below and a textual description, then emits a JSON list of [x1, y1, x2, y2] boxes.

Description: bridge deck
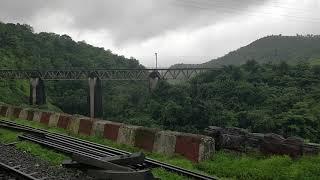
[[0, 68, 217, 80]]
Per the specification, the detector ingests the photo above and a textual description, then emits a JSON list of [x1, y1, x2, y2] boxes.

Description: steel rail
[[0, 162, 40, 180], [20, 134, 102, 159], [0, 120, 218, 180], [20, 134, 144, 170]]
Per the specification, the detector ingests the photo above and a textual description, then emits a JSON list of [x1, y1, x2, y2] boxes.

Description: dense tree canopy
[[0, 22, 146, 115], [1, 22, 320, 143], [144, 61, 320, 142]]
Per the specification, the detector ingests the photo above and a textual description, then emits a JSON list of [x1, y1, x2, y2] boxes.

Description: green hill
[[172, 35, 320, 68], [0, 22, 146, 116]]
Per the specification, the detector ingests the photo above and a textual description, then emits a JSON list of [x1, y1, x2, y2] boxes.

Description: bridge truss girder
[[0, 68, 215, 80]]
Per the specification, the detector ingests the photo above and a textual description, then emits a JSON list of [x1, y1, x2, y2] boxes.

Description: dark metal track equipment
[[0, 119, 218, 180], [0, 68, 216, 80]]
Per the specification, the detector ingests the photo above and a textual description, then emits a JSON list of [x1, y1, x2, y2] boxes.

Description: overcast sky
[[1, 0, 320, 67]]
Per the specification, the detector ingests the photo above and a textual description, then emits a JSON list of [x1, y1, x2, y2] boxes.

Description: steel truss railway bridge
[[0, 68, 215, 118]]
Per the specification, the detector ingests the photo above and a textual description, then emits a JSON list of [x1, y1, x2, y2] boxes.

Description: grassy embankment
[[1, 117, 320, 180]]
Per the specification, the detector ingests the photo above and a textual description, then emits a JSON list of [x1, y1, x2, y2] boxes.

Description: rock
[[303, 143, 320, 155], [205, 126, 320, 158], [207, 126, 223, 131], [220, 134, 246, 152], [205, 126, 222, 136], [222, 127, 249, 136], [245, 133, 264, 152], [284, 136, 304, 145], [261, 133, 285, 155], [282, 136, 304, 158], [204, 126, 223, 150], [264, 133, 285, 142], [261, 135, 304, 158]]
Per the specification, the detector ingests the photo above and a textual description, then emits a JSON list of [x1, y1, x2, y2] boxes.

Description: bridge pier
[[88, 77, 103, 118], [29, 78, 46, 105], [148, 71, 160, 91]]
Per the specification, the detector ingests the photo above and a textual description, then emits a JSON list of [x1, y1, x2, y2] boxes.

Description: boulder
[[220, 134, 246, 152], [261, 133, 285, 155], [303, 143, 320, 155], [222, 127, 249, 136], [281, 136, 304, 158], [261, 134, 305, 158], [245, 133, 264, 152]]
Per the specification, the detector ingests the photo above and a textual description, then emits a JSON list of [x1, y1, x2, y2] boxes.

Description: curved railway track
[[0, 119, 218, 180]]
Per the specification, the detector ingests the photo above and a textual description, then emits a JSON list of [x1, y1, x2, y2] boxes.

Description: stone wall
[[205, 126, 320, 158], [0, 104, 214, 162]]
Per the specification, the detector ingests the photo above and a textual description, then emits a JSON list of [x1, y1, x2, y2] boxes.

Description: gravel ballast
[[0, 144, 93, 180]]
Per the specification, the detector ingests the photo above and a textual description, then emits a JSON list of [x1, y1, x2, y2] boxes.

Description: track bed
[[0, 144, 92, 180]]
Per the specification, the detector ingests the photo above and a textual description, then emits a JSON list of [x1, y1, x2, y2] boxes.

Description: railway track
[[0, 161, 40, 180], [0, 119, 218, 180]]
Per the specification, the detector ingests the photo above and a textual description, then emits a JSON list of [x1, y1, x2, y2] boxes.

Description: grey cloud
[[0, 0, 46, 21], [0, 0, 270, 45]]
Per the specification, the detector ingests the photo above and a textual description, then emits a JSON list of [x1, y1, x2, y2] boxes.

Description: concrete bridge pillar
[[148, 71, 160, 91], [88, 77, 103, 118], [29, 78, 46, 105]]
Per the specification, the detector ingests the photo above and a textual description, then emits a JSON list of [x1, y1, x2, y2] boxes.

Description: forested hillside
[[172, 35, 320, 68], [0, 22, 147, 115], [1, 22, 320, 143], [150, 61, 320, 142]]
